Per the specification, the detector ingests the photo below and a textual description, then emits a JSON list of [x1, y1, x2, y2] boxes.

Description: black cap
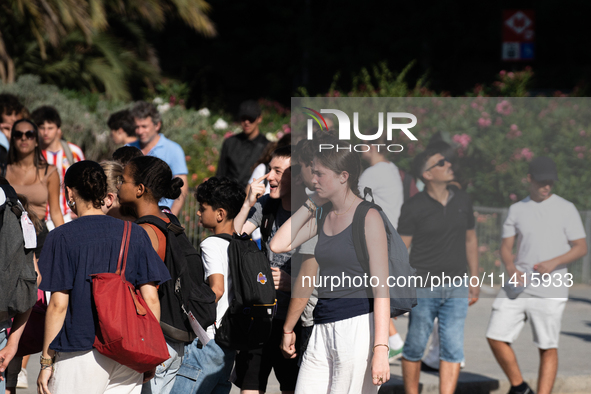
[[528, 156, 558, 181], [238, 100, 261, 120]]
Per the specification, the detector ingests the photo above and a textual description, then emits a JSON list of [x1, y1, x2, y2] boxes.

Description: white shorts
[[296, 312, 377, 394], [485, 295, 567, 349], [49, 349, 143, 394]]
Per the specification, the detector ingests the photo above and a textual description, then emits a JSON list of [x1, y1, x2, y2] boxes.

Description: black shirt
[[216, 132, 269, 188], [397, 187, 475, 282]]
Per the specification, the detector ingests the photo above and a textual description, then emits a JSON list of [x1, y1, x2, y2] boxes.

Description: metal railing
[[178, 196, 591, 284]]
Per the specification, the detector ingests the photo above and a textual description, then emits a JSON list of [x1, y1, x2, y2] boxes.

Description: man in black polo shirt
[[397, 148, 480, 394], [216, 100, 270, 189]]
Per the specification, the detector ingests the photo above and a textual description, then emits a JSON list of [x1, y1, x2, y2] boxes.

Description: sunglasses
[[240, 115, 257, 123], [425, 158, 448, 172], [13, 130, 36, 140]]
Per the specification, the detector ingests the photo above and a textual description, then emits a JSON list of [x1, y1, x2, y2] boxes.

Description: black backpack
[[0, 184, 37, 322], [318, 190, 417, 317], [211, 233, 276, 350], [135, 215, 217, 342]]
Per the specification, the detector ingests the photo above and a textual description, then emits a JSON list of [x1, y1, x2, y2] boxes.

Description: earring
[[100, 199, 105, 206], [67, 200, 76, 209]]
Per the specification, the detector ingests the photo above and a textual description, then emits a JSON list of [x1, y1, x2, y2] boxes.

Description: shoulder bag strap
[[115, 221, 132, 282], [60, 140, 75, 166]]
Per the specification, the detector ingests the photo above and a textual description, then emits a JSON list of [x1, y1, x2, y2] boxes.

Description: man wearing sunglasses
[[216, 100, 269, 189], [397, 149, 480, 394]]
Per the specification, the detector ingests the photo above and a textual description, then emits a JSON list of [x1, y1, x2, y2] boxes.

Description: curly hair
[[64, 161, 107, 209]]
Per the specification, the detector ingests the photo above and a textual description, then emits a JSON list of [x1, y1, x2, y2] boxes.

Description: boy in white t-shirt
[[486, 157, 587, 394], [171, 177, 246, 394]]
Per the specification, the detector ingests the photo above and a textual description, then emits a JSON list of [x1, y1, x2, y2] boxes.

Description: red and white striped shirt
[[43, 142, 85, 219]]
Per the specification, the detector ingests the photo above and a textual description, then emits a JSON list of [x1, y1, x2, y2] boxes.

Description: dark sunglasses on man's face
[[13, 130, 36, 140], [425, 158, 447, 172], [240, 115, 257, 123]]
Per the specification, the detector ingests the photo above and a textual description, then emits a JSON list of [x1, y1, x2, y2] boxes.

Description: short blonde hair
[[100, 160, 124, 195]]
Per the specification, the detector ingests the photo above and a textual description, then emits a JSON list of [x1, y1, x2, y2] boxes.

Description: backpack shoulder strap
[[260, 198, 281, 246], [60, 140, 75, 166], [316, 202, 333, 236], [135, 215, 170, 235], [351, 201, 383, 273], [210, 233, 233, 242]]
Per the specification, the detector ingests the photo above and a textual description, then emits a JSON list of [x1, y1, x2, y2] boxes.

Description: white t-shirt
[[201, 236, 233, 337], [358, 161, 404, 229], [502, 194, 586, 298]]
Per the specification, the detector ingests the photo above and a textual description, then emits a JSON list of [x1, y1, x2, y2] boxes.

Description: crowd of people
[[0, 95, 587, 394]]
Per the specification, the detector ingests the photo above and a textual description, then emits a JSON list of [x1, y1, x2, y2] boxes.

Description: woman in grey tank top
[[271, 138, 391, 393]]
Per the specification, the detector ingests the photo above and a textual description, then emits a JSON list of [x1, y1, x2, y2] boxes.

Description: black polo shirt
[[397, 187, 475, 282], [216, 132, 269, 188]]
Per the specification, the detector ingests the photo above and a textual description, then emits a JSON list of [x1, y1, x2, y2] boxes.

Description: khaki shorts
[[486, 295, 567, 349]]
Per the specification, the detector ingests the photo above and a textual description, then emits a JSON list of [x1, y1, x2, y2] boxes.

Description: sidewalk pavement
[[20, 285, 591, 394]]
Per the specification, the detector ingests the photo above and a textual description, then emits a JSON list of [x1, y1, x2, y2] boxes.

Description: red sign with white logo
[[502, 9, 535, 61]]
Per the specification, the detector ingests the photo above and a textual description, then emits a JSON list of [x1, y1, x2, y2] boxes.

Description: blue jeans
[[142, 337, 188, 394], [0, 330, 7, 393], [402, 285, 469, 363], [170, 339, 235, 394]]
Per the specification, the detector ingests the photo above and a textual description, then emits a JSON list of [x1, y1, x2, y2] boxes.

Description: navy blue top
[[313, 221, 373, 324], [39, 215, 171, 352]]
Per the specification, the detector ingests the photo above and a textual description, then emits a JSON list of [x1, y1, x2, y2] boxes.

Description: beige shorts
[[485, 295, 567, 349], [49, 349, 142, 394]]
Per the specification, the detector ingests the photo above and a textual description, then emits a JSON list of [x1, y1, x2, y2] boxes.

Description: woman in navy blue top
[[36, 161, 170, 394], [270, 138, 391, 393]]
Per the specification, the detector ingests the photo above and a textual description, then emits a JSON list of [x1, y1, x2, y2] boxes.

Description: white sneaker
[[17, 368, 28, 389]]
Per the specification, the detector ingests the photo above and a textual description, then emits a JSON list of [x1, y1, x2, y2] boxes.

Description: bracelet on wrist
[[283, 330, 294, 335], [372, 344, 390, 353], [40, 355, 55, 366]]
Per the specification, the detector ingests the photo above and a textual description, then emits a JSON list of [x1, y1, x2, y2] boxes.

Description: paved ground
[[19, 285, 591, 393]]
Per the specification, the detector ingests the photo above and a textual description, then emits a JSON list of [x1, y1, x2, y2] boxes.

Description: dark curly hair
[[127, 156, 183, 202], [196, 177, 246, 220], [0, 94, 24, 117], [31, 106, 61, 128], [64, 161, 107, 209]]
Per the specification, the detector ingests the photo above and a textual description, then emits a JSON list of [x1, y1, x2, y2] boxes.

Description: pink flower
[[276, 131, 284, 140], [580, 130, 586, 137], [478, 117, 491, 127], [191, 174, 198, 181], [496, 100, 512, 115], [499, 70, 507, 77], [185, 155, 191, 161], [521, 148, 534, 161], [201, 129, 208, 136], [510, 193, 517, 201], [507, 72, 515, 79], [224, 131, 234, 139], [453, 133, 471, 148], [578, 153, 585, 159], [207, 165, 216, 173], [510, 124, 518, 131]]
